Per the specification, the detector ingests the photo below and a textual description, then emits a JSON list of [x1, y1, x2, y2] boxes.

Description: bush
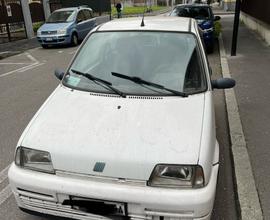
[[33, 22, 44, 33], [214, 21, 222, 38]]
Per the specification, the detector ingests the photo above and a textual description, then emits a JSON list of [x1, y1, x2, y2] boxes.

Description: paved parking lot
[[0, 42, 238, 220]]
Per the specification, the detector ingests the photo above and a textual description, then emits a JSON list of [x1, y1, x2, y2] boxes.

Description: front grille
[[41, 31, 57, 35]]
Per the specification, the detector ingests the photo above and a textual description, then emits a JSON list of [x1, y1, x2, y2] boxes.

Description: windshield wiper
[[71, 69, 126, 98], [111, 72, 188, 97]]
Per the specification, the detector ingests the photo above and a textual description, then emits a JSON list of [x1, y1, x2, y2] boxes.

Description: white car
[[8, 16, 235, 220]]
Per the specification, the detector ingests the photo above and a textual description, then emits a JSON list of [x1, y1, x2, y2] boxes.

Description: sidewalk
[[0, 38, 39, 60], [219, 14, 270, 219]]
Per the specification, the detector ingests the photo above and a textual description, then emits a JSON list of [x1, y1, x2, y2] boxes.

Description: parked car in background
[[37, 6, 96, 48], [169, 4, 220, 53], [9, 16, 235, 220]]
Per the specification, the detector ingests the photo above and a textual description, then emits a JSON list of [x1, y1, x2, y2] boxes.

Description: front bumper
[[37, 34, 71, 45], [8, 163, 218, 220]]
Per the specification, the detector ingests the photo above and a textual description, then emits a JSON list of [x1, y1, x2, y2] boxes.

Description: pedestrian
[[115, 1, 123, 18]]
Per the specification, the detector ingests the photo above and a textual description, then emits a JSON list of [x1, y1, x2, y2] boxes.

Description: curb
[[218, 34, 263, 220]]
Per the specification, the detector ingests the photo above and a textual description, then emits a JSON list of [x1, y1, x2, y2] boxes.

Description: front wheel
[[71, 33, 78, 46], [41, 44, 48, 49]]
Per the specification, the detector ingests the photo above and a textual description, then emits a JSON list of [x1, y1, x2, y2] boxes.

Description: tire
[[41, 44, 48, 49], [207, 44, 214, 54], [71, 33, 78, 46]]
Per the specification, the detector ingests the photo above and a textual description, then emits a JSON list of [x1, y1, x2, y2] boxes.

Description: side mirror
[[214, 16, 221, 21], [55, 69, 65, 80], [212, 78, 236, 89]]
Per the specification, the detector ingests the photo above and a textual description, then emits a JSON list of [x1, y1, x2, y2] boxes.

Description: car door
[[82, 9, 96, 36], [76, 10, 87, 40]]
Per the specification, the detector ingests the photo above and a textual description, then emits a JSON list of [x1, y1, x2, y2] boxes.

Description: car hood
[[21, 86, 205, 180], [197, 19, 212, 29], [39, 22, 72, 32]]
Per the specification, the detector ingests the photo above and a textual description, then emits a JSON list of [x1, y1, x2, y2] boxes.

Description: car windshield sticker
[[67, 75, 80, 86]]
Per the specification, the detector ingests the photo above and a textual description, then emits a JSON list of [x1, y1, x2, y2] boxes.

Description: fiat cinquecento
[[9, 16, 235, 220]]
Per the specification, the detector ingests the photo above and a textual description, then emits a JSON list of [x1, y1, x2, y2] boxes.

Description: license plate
[[46, 37, 53, 41], [69, 196, 127, 216]]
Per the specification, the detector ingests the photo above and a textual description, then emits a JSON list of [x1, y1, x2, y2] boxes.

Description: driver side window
[[77, 11, 85, 23]]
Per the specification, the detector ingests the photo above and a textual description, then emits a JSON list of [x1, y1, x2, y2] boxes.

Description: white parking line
[[0, 165, 12, 206], [68, 50, 77, 55], [0, 52, 42, 78], [0, 185, 12, 206], [18, 62, 44, 73], [26, 52, 38, 63], [0, 63, 37, 78], [0, 63, 30, 65], [0, 165, 10, 184]]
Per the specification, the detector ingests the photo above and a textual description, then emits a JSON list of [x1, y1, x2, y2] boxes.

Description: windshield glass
[[63, 31, 206, 96], [47, 10, 76, 23], [171, 7, 211, 20]]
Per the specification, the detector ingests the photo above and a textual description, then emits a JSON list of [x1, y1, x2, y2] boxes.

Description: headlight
[[37, 30, 41, 36], [203, 27, 214, 33], [148, 164, 204, 188], [57, 29, 66, 35], [15, 147, 55, 174]]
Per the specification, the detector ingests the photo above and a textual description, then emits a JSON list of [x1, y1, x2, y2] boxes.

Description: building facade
[[240, 0, 270, 45]]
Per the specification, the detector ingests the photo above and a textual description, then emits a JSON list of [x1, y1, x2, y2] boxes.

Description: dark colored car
[[169, 4, 220, 53]]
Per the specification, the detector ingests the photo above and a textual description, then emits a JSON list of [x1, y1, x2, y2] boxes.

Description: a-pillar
[[21, 0, 34, 39]]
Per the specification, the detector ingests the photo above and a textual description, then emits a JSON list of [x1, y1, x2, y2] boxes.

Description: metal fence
[[0, 0, 26, 43]]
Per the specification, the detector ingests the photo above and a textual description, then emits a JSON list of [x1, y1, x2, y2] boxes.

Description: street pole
[[231, 0, 241, 56]]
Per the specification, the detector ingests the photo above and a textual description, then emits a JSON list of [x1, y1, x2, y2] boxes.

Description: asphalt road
[[0, 42, 238, 219]]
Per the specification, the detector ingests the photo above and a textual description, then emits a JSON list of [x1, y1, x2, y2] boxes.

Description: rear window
[[171, 7, 211, 20]]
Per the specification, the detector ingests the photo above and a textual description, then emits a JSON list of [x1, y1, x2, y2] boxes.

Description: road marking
[[0, 185, 12, 206], [0, 165, 10, 184], [0, 51, 19, 55], [219, 34, 263, 220], [18, 62, 44, 73], [25, 52, 38, 63], [0, 52, 42, 78], [0, 62, 37, 78], [68, 50, 77, 55], [0, 165, 12, 206], [0, 63, 29, 65]]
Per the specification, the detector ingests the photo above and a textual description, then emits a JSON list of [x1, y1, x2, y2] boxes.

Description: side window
[[83, 10, 92, 20], [76, 11, 85, 23]]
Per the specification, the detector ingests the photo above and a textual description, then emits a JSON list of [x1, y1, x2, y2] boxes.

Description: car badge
[[93, 162, 106, 172]]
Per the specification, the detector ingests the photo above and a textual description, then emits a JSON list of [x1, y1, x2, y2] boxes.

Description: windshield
[[63, 31, 206, 96], [47, 10, 76, 23], [171, 7, 211, 20]]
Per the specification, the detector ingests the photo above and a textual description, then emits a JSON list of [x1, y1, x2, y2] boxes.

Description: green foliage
[[33, 22, 44, 33], [214, 21, 222, 38], [111, 6, 167, 16]]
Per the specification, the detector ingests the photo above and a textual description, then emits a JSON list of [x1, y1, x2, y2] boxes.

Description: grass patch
[[111, 6, 167, 16]]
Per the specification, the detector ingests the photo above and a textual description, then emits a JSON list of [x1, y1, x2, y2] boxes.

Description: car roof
[[56, 6, 92, 12], [176, 4, 211, 8], [98, 16, 196, 33]]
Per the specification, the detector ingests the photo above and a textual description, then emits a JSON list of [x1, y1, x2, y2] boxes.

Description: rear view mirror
[[212, 78, 236, 89], [55, 69, 65, 80], [214, 16, 221, 21]]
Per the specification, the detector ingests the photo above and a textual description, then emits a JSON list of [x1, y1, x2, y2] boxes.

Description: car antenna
[[141, 0, 147, 27]]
